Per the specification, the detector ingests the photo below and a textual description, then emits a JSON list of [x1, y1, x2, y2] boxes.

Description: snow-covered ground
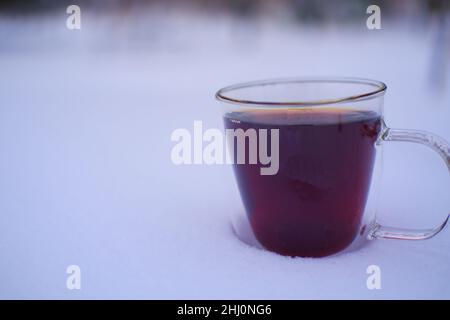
[[0, 10, 449, 299]]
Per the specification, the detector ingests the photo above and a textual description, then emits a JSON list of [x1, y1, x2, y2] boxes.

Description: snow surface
[[0, 11, 449, 299]]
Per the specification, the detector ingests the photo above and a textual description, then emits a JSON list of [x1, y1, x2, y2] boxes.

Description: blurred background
[[0, 0, 450, 299], [0, 0, 449, 105]]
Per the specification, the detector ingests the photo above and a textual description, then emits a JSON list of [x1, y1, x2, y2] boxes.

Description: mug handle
[[370, 125, 450, 240]]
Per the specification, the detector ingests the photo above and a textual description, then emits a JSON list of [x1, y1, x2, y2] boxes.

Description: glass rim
[[215, 77, 387, 107]]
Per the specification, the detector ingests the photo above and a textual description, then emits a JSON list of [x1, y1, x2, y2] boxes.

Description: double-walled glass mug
[[215, 77, 450, 258]]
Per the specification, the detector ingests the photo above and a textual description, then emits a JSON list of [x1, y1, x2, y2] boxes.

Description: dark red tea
[[224, 108, 382, 257]]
